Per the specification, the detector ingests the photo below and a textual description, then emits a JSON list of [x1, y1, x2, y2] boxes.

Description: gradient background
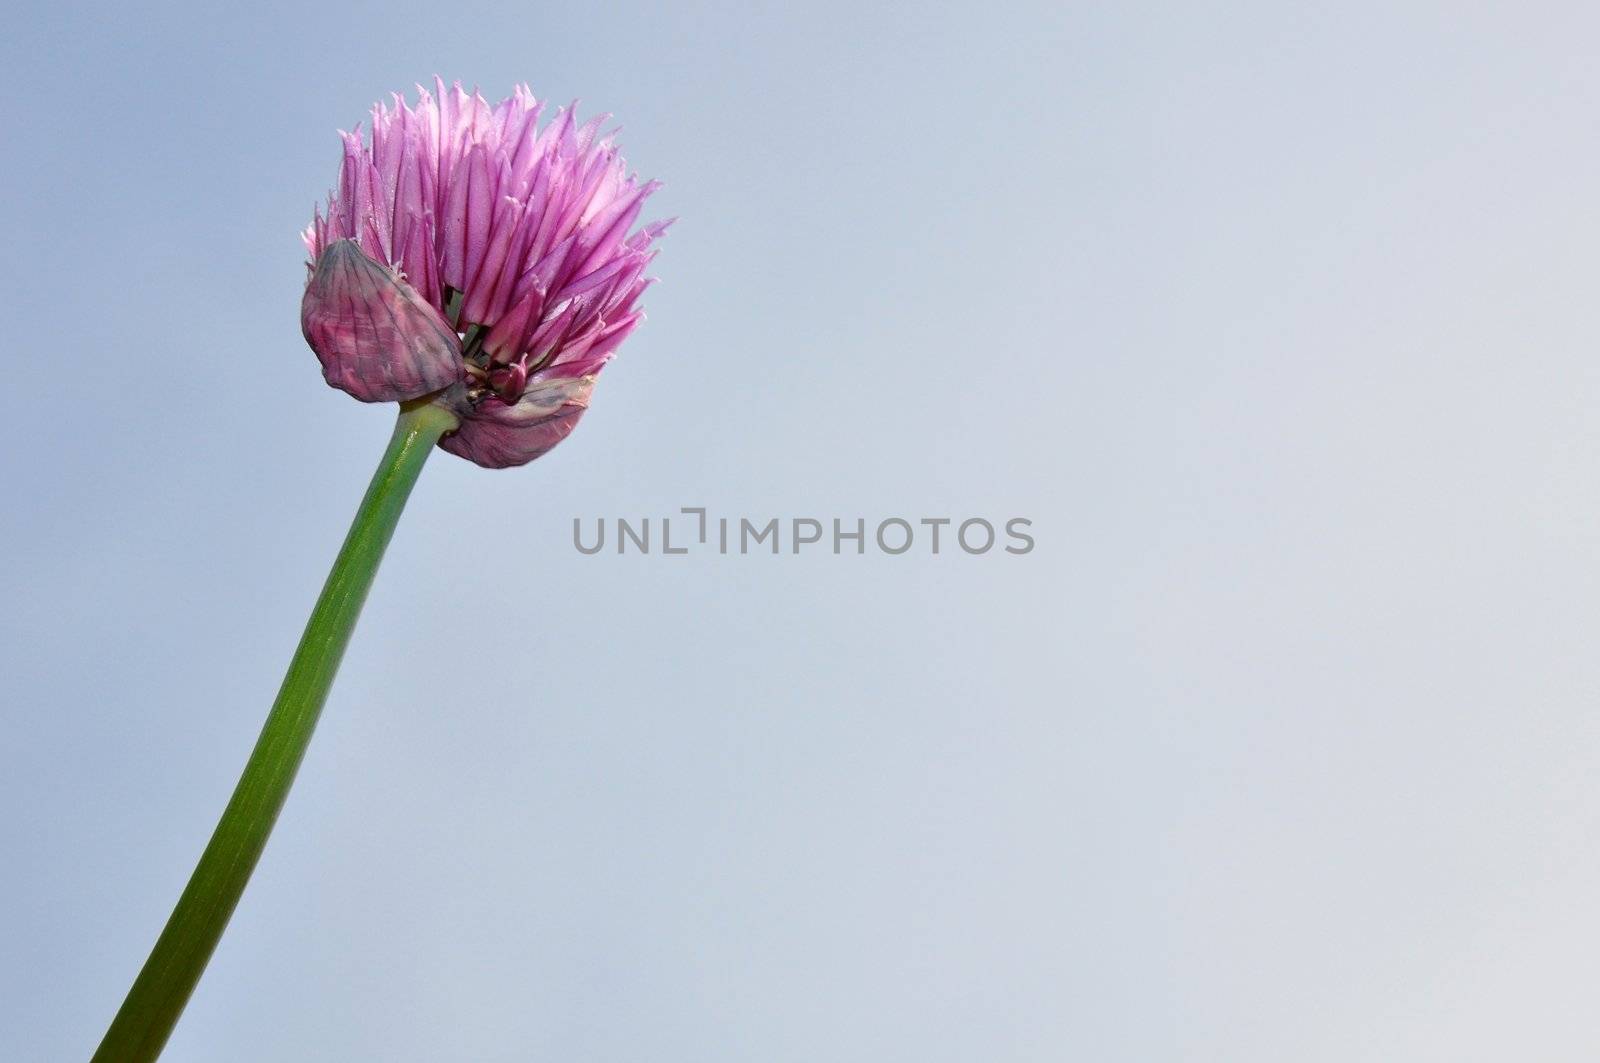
[[5, 2, 1600, 1060]]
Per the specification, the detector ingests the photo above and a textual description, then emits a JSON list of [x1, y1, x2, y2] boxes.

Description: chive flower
[[302, 79, 670, 467]]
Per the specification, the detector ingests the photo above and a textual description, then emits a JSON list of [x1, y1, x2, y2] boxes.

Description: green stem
[[92, 400, 458, 1063]]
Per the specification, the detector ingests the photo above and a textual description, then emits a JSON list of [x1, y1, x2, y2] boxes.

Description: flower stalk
[[91, 398, 458, 1063]]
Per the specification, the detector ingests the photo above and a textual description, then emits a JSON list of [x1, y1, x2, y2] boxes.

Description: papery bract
[[438, 374, 594, 469], [301, 241, 463, 403], [302, 79, 669, 467]]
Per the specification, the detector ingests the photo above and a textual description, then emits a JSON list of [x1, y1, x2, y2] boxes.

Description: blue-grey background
[[4, 2, 1600, 1060]]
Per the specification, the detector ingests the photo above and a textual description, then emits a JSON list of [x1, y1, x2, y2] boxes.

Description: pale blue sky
[[5, 2, 1600, 1060]]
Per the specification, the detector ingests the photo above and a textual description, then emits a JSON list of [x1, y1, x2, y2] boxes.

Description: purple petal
[[462, 193, 521, 325], [460, 145, 496, 300], [483, 287, 543, 362]]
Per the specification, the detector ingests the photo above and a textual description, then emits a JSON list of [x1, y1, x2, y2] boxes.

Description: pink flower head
[[302, 79, 671, 468]]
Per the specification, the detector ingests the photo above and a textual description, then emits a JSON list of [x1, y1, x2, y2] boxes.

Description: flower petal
[[438, 374, 594, 468], [301, 240, 463, 403]]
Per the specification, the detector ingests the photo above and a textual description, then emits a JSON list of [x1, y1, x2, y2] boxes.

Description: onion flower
[[302, 79, 669, 466]]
